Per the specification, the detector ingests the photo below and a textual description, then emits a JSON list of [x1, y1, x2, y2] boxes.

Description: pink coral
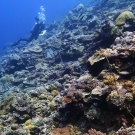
[[83, 128, 106, 135]]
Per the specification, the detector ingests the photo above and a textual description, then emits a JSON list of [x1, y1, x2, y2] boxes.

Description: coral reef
[[1, 0, 135, 134]]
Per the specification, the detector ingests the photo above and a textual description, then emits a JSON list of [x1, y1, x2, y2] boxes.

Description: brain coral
[[115, 11, 135, 26]]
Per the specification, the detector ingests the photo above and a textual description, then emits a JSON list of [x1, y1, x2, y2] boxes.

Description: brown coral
[[124, 81, 133, 88], [85, 79, 98, 91], [62, 96, 72, 103], [62, 87, 83, 103], [50, 127, 70, 135]]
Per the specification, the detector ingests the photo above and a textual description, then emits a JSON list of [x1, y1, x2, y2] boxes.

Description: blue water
[[0, 0, 98, 52]]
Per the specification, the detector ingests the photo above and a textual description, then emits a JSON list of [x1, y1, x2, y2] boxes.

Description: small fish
[[118, 71, 130, 75]]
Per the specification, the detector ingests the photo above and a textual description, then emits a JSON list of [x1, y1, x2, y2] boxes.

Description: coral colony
[[2, 1, 135, 134]]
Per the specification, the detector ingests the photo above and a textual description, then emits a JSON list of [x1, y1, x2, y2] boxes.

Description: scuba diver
[[11, 6, 46, 46], [11, 17, 45, 46]]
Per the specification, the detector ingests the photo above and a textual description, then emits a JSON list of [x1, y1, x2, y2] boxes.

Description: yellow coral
[[39, 94, 46, 99], [131, 86, 135, 95], [31, 97, 38, 102], [25, 119, 32, 125], [51, 90, 58, 96], [48, 103, 57, 108], [133, 118, 135, 124], [36, 108, 42, 112], [103, 75, 117, 85], [70, 125, 80, 135], [49, 84, 57, 92], [115, 11, 134, 26], [125, 92, 133, 101], [111, 26, 122, 37], [0, 125, 4, 132], [24, 124, 35, 130], [24, 119, 35, 130], [107, 90, 125, 106], [23, 114, 30, 119], [47, 96, 53, 101]]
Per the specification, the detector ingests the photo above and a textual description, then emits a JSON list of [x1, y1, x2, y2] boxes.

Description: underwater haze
[[0, 0, 97, 53]]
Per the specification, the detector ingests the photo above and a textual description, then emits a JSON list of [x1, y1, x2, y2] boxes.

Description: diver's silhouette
[[11, 17, 45, 46]]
